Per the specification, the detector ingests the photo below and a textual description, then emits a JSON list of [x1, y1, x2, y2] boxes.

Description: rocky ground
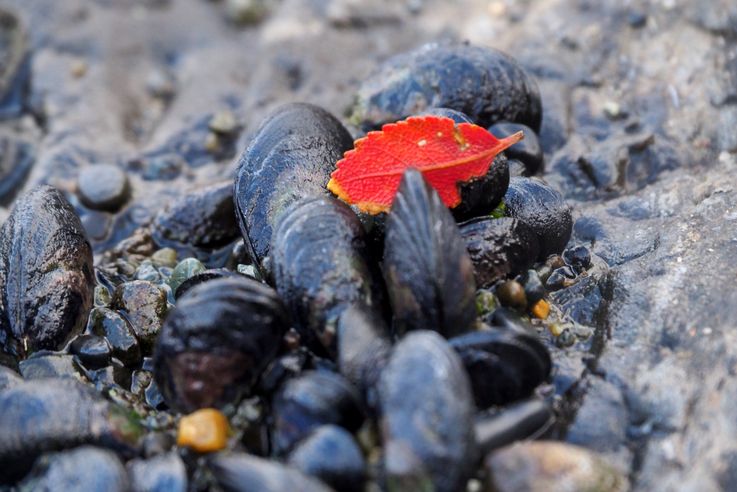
[[1, 0, 737, 490]]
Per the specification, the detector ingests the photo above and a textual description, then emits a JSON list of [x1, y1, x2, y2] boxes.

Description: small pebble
[[77, 164, 130, 212], [90, 307, 142, 367], [530, 299, 550, 320], [136, 260, 161, 283], [151, 248, 178, 268], [545, 266, 576, 291], [146, 69, 177, 100], [475, 289, 498, 316], [112, 281, 168, 353], [168, 258, 206, 292], [603, 101, 627, 120], [70, 334, 112, 370], [94, 285, 112, 307], [563, 245, 592, 273], [522, 270, 545, 304], [497, 280, 528, 310], [177, 408, 230, 453], [556, 328, 576, 348], [225, 0, 270, 25], [208, 110, 238, 135], [70, 59, 88, 78], [628, 10, 647, 28]]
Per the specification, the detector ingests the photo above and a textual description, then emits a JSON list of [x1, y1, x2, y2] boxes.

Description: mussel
[[0, 378, 141, 482], [153, 181, 239, 256], [379, 331, 476, 492], [504, 177, 573, 259], [475, 398, 554, 456], [271, 196, 386, 355], [234, 103, 354, 274], [153, 276, 289, 413], [459, 217, 540, 288], [19, 446, 130, 492], [0, 185, 94, 359], [337, 304, 391, 410], [383, 169, 477, 337], [288, 425, 366, 492], [210, 452, 334, 492], [488, 121, 544, 176], [272, 370, 364, 455], [449, 328, 551, 409], [351, 42, 542, 132]]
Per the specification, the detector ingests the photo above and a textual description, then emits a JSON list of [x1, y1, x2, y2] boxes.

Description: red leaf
[[327, 116, 523, 214]]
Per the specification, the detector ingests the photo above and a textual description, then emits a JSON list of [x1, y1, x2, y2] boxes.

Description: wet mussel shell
[[271, 196, 386, 355], [351, 42, 542, 132], [272, 370, 364, 455], [449, 328, 551, 409], [383, 169, 476, 338], [337, 303, 391, 411], [488, 121, 544, 176], [153, 181, 239, 256], [173, 268, 238, 300], [453, 153, 510, 222], [234, 103, 354, 275], [288, 424, 366, 492], [0, 185, 94, 359], [19, 446, 130, 492], [210, 453, 334, 492], [504, 177, 573, 260], [475, 398, 554, 456], [153, 276, 289, 413], [459, 216, 540, 288], [379, 331, 476, 492], [418, 107, 474, 123], [0, 378, 141, 482]]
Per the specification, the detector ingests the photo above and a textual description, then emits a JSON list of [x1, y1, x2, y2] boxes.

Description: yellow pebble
[[177, 408, 230, 453], [531, 299, 550, 320]]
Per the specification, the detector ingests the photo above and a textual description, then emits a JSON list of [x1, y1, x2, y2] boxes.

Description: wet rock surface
[[0, 0, 734, 490]]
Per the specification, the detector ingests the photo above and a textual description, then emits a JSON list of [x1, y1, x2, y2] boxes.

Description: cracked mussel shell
[[271, 196, 386, 356], [234, 103, 354, 275], [449, 327, 551, 409], [0, 378, 142, 483], [379, 331, 476, 492], [504, 177, 573, 259], [351, 42, 542, 133], [0, 185, 94, 360], [383, 169, 477, 338], [460, 216, 540, 288], [153, 276, 289, 413]]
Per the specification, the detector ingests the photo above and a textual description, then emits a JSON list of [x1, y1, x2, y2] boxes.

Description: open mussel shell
[[460, 217, 540, 288], [383, 169, 477, 338], [153, 276, 289, 413], [209, 452, 334, 492], [504, 177, 573, 259], [271, 196, 386, 355], [0, 185, 94, 359], [379, 331, 476, 492], [288, 425, 366, 492], [234, 103, 354, 276], [449, 327, 551, 409], [272, 370, 364, 455], [0, 378, 142, 483], [351, 42, 542, 132]]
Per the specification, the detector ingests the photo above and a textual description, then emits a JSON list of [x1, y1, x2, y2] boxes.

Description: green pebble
[[151, 248, 178, 268], [135, 260, 161, 283], [475, 289, 498, 316], [237, 263, 261, 281], [94, 285, 112, 307], [168, 258, 206, 292]]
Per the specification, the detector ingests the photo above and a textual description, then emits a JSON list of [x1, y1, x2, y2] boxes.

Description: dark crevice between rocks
[[551, 268, 616, 439]]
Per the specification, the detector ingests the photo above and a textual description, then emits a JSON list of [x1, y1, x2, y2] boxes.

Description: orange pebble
[[177, 408, 230, 453], [531, 299, 550, 320]]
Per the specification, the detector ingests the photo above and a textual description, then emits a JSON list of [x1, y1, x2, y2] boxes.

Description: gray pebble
[[78, 164, 130, 212]]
